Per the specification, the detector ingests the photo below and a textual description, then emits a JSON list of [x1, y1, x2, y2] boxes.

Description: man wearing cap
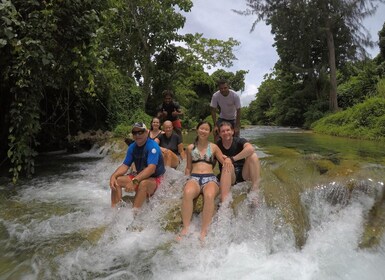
[[109, 122, 165, 209]]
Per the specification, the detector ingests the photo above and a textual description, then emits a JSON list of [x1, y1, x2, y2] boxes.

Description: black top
[[157, 101, 181, 122], [216, 137, 248, 171], [157, 132, 182, 155]]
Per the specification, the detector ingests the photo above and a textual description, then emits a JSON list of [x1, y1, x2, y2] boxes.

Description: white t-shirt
[[210, 89, 241, 120]]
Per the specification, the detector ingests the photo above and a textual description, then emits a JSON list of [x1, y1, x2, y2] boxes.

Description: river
[[1, 126, 385, 280]]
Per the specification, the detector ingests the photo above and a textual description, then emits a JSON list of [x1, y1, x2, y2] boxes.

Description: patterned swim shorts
[[190, 173, 219, 191]]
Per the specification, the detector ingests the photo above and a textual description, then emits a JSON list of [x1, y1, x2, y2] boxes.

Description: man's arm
[[185, 145, 192, 175], [211, 107, 218, 128], [172, 102, 183, 117], [157, 104, 166, 120], [232, 142, 255, 162], [134, 164, 156, 182], [235, 108, 241, 134], [109, 164, 129, 190]]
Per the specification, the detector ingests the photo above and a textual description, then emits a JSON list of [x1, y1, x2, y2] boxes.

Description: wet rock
[[66, 130, 113, 153]]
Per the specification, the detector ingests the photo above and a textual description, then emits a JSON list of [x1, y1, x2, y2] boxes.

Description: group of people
[[109, 80, 261, 241]]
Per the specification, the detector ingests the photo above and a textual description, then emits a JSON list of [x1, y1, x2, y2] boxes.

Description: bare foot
[[248, 190, 259, 207], [199, 230, 207, 242], [176, 227, 189, 241]]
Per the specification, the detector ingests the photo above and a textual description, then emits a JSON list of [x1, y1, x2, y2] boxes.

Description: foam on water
[[2, 148, 385, 280]]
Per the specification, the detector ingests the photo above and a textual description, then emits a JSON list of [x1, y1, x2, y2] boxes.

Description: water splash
[[1, 146, 385, 279]]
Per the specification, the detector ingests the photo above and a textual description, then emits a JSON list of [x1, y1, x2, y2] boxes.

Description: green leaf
[[0, 39, 7, 47]]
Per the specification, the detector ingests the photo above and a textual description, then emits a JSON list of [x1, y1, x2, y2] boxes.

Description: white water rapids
[[1, 136, 385, 280]]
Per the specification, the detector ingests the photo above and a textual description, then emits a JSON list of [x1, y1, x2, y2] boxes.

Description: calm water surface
[[1, 126, 385, 280]]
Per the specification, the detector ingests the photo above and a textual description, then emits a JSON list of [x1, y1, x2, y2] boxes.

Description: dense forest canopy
[[240, 0, 385, 127], [0, 0, 244, 182], [1, 0, 385, 183]]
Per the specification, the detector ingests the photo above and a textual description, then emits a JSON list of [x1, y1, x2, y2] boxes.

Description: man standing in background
[[210, 79, 241, 141], [157, 90, 183, 141]]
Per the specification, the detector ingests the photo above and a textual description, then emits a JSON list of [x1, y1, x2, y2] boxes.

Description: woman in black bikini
[[148, 117, 164, 140], [179, 121, 232, 241]]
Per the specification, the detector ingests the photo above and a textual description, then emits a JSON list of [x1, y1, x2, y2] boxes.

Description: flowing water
[[1, 126, 385, 280]]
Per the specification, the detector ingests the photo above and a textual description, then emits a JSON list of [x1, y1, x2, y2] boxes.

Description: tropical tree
[[237, 0, 385, 111], [0, 0, 105, 182]]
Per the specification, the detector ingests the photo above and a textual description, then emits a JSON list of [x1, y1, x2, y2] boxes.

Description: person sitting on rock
[[155, 120, 185, 168], [216, 121, 261, 204], [109, 122, 165, 209]]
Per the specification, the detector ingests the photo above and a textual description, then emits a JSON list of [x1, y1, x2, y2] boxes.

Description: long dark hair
[[150, 117, 161, 131], [194, 121, 212, 146]]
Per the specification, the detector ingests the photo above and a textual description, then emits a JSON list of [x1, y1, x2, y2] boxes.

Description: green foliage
[[379, 22, 385, 61], [337, 60, 379, 108], [312, 97, 385, 140], [303, 100, 329, 129], [182, 33, 241, 69], [211, 69, 248, 91], [376, 78, 385, 98], [238, 0, 385, 112], [1, 0, 106, 183], [7, 92, 40, 183], [113, 124, 131, 138], [113, 110, 152, 137]]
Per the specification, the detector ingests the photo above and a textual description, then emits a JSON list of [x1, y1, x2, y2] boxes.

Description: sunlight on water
[[1, 132, 385, 279]]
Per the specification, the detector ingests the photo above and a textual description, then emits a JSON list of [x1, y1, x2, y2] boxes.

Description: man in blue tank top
[[216, 121, 261, 204], [109, 122, 165, 209]]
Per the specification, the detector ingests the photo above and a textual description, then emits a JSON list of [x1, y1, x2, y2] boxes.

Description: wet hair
[[218, 121, 233, 131], [162, 89, 174, 98], [150, 117, 161, 131], [194, 120, 212, 145]]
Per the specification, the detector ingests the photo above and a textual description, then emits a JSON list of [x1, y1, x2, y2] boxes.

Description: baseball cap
[[132, 122, 147, 132]]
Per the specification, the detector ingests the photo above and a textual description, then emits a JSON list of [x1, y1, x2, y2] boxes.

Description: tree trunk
[[326, 28, 339, 112], [141, 53, 152, 105]]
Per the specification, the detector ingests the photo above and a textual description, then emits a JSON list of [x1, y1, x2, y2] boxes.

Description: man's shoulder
[[212, 90, 221, 98], [145, 138, 159, 148], [171, 132, 181, 140], [230, 89, 240, 98], [234, 136, 248, 145], [216, 138, 223, 147]]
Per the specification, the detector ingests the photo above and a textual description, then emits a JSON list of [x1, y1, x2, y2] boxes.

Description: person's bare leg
[[163, 150, 179, 169], [243, 153, 261, 191], [220, 165, 235, 203], [133, 178, 156, 209], [163, 150, 171, 167], [179, 180, 200, 239], [200, 182, 219, 241], [111, 176, 131, 207]]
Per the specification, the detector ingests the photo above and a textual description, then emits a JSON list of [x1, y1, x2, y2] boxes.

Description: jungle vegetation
[[1, 0, 385, 183]]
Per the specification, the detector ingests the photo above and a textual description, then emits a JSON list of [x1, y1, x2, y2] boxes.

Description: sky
[[180, 0, 385, 106]]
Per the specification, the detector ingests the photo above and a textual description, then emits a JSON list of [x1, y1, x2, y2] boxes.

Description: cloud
[[180, 0, 385, 107]]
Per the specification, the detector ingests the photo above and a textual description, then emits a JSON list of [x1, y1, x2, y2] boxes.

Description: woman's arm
[[178, 143, 186, 160], [212, 144, 232, 171], [184, 145, 193, 176]]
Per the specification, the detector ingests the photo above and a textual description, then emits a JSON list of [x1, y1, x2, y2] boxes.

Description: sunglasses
[[132, 130, 145, 136]]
